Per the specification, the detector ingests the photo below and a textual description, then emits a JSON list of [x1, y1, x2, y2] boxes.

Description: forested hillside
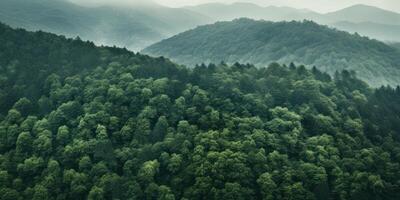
[[0, 0, 210, 51], [1, 23, 400, 200], [185, 3, 400, 43], [143, 19, 400, 87]]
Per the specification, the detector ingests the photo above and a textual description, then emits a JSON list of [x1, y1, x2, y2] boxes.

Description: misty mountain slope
[[186, 3, 400, 26], [326, 4, 400, 26], [143, 19, 400, 87], [0, 0, 95, 35], [185, 3, 400, 42], [185, 2, 323, 22], [331, 21, 400, 42], [0, 0, 211, 51]]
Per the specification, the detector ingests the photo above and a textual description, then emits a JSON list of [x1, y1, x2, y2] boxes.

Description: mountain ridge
[[143, 18, 400, 87], [184, 3, 400, 42], [0, 0, 211, 51], [325, 4, 400, 25]]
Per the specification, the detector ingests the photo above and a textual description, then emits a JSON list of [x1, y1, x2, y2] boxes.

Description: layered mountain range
[[1, 0, 400, 52], [143, 19, 400, 87]]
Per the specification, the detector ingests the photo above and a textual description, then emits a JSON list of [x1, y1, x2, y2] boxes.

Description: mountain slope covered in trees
[[185, 3, 400, 42], [143, 19, 400, 87], [1, 23, 400, 200], [2, 0, 400, 51], [0, 0, 210, 51]]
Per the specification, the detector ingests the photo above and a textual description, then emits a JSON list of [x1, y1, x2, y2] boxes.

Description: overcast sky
[[68, 0, 400, 13]]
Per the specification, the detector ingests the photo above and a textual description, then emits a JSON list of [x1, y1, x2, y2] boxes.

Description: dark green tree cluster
[[1, 23, 400, 200]]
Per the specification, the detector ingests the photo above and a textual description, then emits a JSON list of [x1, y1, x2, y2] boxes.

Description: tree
[[16, 132, 33, 154], [88, 186, 104, 200], [152, 116, 169, 142], [257, 173, 277, 200], [12, 98, 32, 116], [167, 154, 182, 173], [138, 160, 160, 183], [158, 185, 175, 200], [32, 185, 49, 200], [56, 125, 70, 146]]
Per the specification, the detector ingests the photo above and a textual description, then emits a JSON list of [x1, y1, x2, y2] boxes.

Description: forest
[[143, 19, 400, 87], [1, 23, 400, 200]]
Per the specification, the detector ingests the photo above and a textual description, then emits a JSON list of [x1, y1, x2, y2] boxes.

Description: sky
[[68, 0, 400, 13]]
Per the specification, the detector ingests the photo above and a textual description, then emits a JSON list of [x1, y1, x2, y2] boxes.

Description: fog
[[68, 0, 400, 13]]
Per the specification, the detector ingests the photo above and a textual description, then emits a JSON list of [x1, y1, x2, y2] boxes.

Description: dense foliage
[[143, 18, 400, 87], [1, 23, 400, 200]]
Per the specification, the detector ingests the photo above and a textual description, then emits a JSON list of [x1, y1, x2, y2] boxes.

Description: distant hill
[[184, 2, 322, 22], [143, 19, 400, 87], [326, 4, 400, 26], [2, 0, 400, 49], [0, 0, 211, 51], [185, 3, 400, 25], [331, 21, 400, 42], [185, 3, 400, 42]]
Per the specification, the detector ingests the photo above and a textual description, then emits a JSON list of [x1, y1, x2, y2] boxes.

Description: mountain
[[2, 0, 400, 50], [143, 19, 400, 87], [0, 0, 211, 51], [184, 2, 322, 22], [331, 21, 400, 42], [186, 3, 400, 26], [185, 3, 400, 42], [1, 22, 400, 200], [326, 4, 400, 26]]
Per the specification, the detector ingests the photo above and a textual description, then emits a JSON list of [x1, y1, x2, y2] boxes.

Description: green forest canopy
[[1, 22, 400, 200], [143, 18, 400, 87]]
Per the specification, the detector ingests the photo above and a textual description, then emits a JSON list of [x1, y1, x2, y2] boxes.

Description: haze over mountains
[[1, 0, 400, 86], [0, 0, 211, 51], [332, 21, 400, 43], [185, 3, 400, 42], [143, 19, 400, 87], [1, 0, 400, 52]]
